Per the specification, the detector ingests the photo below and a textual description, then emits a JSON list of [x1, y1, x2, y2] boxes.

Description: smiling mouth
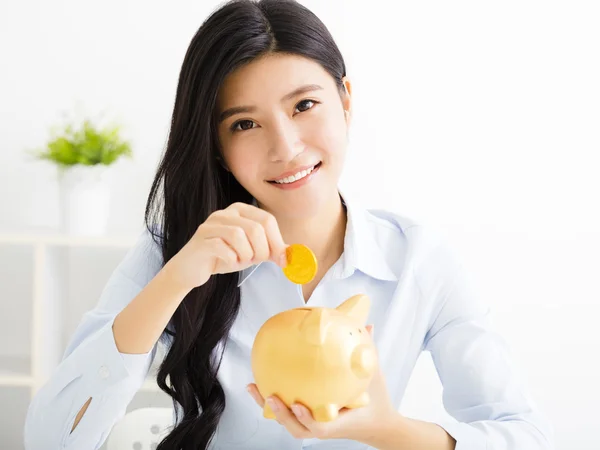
[[267, 162, 322, 185]]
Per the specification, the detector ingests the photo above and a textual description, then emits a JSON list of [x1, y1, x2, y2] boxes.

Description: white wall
[[1, 1, 599, 449]]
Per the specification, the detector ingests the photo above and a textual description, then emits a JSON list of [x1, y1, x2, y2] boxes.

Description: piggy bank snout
[[350, 344, 377, 378]]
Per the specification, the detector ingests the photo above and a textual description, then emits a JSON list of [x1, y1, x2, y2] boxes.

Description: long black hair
[[144, 1, 347, 448]]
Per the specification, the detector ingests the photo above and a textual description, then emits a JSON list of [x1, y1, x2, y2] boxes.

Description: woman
[[24, 0, 554, 449]]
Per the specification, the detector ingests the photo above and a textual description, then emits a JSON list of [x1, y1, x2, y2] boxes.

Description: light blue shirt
[[23, 193, 554, 449]]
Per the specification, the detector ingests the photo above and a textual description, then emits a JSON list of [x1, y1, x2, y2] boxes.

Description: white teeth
[[274, 165, 315, 184]]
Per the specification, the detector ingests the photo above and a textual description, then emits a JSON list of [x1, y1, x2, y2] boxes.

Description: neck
[[276, 194, 346, 268]]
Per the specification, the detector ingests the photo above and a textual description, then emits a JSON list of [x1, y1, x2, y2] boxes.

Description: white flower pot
[[58, 164, 111, 236]]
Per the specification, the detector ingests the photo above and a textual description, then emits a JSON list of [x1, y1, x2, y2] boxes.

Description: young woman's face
[[217, 53, 352, 219]]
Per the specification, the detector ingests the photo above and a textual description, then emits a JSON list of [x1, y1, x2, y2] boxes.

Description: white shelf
[[0, 232, 137, 248], [0, 375, 159, 391], [0, 362, 31, 387], [0, 231, 170, 448], [0, 356, 31, 376], [140, 379, 161, 392], [0, 375, 34, 387], [0, 233, 140, 402]]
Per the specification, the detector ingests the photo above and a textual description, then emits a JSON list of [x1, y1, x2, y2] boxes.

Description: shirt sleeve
[[416, 232, 555, 450], [24, 228, 166, 450]]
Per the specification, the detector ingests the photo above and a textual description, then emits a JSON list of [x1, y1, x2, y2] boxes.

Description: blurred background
[[1, 1, 599, 449]]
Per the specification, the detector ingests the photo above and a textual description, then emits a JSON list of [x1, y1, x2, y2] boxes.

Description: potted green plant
[[32, 117, 133, 235]]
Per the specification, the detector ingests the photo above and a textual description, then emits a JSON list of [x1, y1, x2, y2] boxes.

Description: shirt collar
[[237, 190, 398, 287], [337, 190, 398, 282]]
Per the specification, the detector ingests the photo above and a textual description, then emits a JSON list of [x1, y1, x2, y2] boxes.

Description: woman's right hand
[[165, 202, 288, 292]]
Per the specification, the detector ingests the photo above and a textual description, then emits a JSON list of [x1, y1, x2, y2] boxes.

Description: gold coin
[[282, 244, 318, 285]]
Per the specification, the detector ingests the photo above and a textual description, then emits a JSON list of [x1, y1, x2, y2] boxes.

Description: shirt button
[[98, 365, 110, 379]]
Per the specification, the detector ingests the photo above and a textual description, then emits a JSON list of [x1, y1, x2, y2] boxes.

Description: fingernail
[[291, 405, 302, 417], [267, 398, 279, 412]]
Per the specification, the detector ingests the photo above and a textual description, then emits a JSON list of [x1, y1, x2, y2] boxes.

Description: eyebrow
[[218, 84, 323, 123]]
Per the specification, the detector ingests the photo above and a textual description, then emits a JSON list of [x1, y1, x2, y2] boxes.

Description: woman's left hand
[[246, 325, 399, 442]]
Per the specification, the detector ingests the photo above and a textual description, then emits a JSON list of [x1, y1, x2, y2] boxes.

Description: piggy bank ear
[[298, 308, 330, 345], [335, 294, 370, 324]]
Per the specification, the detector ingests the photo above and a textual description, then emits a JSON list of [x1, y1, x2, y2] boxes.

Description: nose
[[351, 345, 377, 379], [268, 117, 303, 162]]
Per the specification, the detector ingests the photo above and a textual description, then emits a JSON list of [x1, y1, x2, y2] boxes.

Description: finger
[[203, 237, 239, 272], [290, 404, 329, 439], [231, 216, 270, 263], [209, 214, 269, 263], [232, 203, 287, 266], [204, 223, 254, 264], [266, 396, 312, 439], [246, 384, 265, 408]]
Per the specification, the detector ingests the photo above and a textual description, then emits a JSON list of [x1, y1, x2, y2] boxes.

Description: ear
[[342, 76, 353, 97], [341, 76, 353, 125], [335, 294, 370, 324], [298, 308, 330, 345]]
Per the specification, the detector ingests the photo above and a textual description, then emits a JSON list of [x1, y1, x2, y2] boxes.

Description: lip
[[267, 162, 320, 182], [268, 162, 321, 190]]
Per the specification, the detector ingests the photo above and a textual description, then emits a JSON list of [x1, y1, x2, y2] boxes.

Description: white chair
[[106, 407, 174, 450]]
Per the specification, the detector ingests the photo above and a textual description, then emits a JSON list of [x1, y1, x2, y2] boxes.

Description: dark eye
[[231, 119, 256, 132], [295, 99, 317, 113]]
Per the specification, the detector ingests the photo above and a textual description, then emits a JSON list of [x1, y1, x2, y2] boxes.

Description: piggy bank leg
[[263, 402, 276, 420], [313, 404, 339, 422], [345, 392, 370, 409]]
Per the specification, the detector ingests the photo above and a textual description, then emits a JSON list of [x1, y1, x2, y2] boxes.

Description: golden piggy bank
[[250, 294, 377, 422]]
